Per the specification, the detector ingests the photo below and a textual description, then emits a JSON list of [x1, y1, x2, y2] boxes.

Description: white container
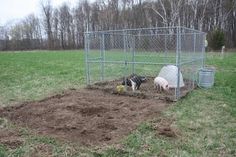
[[158, 65, 185, 88]]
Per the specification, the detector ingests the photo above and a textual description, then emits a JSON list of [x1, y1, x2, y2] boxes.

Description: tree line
[[0, 0, 235, 51]]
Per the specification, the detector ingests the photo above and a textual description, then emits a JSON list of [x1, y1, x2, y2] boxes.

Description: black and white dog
[[122, 74, 147, 91]]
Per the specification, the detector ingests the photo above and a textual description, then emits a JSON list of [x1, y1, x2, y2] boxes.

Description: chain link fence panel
[[85, 27, 206, 100]]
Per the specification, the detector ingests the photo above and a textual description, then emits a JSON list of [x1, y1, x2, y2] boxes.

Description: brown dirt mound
[[0, 128, 24, 149], [1, 88, 169, 147], [1, 77, 193, 147]]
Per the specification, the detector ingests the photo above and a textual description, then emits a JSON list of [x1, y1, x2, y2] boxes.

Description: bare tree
[[1, 0, 236, 50], [41, 0, 53, 49], [52, 8, 60, 49], [0, 26, 10, 50]]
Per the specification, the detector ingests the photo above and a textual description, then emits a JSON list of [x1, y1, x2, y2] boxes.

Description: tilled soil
[[0, 127, 24, 149], [0, 77, 193, 147], [1, 88, 168, 147]]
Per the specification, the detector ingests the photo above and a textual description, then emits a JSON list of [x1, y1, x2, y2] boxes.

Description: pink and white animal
[[154, 76, 169, 92]]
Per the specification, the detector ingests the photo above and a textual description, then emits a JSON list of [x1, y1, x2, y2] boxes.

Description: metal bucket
[[198, 68, 215, 88]]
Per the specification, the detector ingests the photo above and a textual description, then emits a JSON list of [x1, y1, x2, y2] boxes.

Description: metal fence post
[[131, 35, 135, 74], [100, 33, 105, 81], [164, 34, 167, 64], [202, 33, 206, 68], [123, 30, 128, 89], [192, 33, 196, 88], [193, 33, 196, 58], [84, 32, 90, 85], [175, 27, 181, 100]]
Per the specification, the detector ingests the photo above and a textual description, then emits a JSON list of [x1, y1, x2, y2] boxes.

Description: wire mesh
[[84, 27, 206, 100]]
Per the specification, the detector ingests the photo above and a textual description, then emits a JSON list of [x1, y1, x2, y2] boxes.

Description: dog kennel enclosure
[[84, 26, 206, 100]]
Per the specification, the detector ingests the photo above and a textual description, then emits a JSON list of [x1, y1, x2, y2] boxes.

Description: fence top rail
[[132, 32, 204, 36], [181, 26, 206, 34], [85, 32, 205, 36], [84, 26, 205, 35]]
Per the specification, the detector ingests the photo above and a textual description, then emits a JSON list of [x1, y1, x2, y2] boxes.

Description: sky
[[0, 0, 83, 26]]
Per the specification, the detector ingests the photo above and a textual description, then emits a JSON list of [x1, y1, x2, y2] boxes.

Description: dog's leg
[[136, 83, 141, 90], [157, 84, 160, 93], [131, 80, 136, 91], [160, 86, 163, 93]]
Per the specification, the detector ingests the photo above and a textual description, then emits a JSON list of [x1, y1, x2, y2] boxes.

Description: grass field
[[0, 50, 85, 106], [0, 50, 236, 156]]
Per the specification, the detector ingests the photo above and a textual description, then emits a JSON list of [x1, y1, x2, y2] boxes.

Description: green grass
[[0, 50, 235, 156], [0, 50, 85, 106], [0, 50, 194, 105], [97, 52, 236, 157]]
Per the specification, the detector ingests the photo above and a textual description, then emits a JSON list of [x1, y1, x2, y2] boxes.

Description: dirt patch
[[0, 77, 192, 147], [1, 88, 169, 147], [152, 118, 180, 138], [90, 76, 195, 101], [0, 128, 24, 149]]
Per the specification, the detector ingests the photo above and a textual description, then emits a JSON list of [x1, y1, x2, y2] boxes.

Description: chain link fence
[[84, 27, 206, 100]]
